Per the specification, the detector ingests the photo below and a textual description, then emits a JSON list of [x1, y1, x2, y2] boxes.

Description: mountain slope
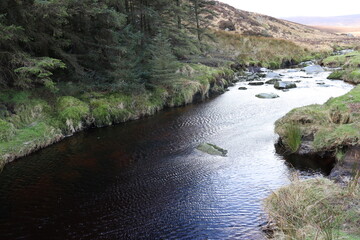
[[208, 1, 359, 50]]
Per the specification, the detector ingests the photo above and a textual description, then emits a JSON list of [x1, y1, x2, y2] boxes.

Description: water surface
[[0, 69, 353, 239]]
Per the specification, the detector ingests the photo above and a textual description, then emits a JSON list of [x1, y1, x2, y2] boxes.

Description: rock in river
[[303, 65, 324, 74], [274, 81, 297, 90], [265, 78, 281, 84], [266, 72, 281, 78], [255, 93, 279, 99], [248, 82, 264, 86], [196, 143, 228, 157], [238, 87, 247, 90]]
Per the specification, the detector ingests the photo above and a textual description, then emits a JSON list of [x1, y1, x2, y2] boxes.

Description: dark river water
[[0, 69, 353, 239]]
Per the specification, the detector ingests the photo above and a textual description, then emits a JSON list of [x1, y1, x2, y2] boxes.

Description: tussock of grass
[[264, 177, 360, 240], [57, 96, 90, 133], [283, 123, 302, 153]]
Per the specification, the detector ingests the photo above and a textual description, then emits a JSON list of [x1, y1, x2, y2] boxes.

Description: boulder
[[248, 82, 264, 86], [303, 65, 324, 74], [255, 93, 279, 99], [265, 79, 281, 84], [266, 72, 281, 78], [238, 87, 247, 90], [196, 143, 228, 157], [274, 81, 297, 90]]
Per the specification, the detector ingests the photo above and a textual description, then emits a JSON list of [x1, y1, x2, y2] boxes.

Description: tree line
[[0, 0, 216, 92]]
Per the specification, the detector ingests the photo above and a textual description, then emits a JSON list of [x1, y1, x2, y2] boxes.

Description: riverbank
[[265, 51, 360, 239], [0, 63, 236, 169]]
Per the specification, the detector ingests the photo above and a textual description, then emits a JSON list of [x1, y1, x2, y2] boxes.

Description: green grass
[[57, 96, 90, 132], [276, 85, 360, 153], [0, 121, 63, 168], [0, 119, 15, 142], [328, 70, 345, 80], [283, 123, 302, 153], [264, 177, 360, 240], [323, 51, 360, 84]]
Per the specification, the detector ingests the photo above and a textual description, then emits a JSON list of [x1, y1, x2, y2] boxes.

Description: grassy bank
[[275, 85, 360, 155], [324, 51, 360, 84], [0, 63, 235, 169], [264, 177, 360, 240]]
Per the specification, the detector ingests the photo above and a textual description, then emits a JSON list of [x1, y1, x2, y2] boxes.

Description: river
[[0, 68, 353, 239]]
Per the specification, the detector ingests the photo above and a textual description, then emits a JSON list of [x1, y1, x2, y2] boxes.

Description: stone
[[303, 65, 324, 74], [265, 79, 281, 84], [248, 82, 264, 86], [255, 93, 279, 99], [196, 143, 228, 157], [238, 87, 247, 90], [274, 81, 297, 89], [266, 72, 281, 78]]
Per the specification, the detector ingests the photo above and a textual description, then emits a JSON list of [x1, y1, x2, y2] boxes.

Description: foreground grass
[[264, 177, 360, 240], [275, 85, 360, 153], [324, 51, 360, 84], [0, 63, 235, 167]]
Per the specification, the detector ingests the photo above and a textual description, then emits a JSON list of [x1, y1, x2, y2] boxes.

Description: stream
[[0, 68, 353, 239]]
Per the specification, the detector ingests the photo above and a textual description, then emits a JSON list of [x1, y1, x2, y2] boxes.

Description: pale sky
[[219, 0, 360, 18]]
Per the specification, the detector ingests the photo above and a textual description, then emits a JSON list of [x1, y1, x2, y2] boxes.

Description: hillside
[[209, 1, 360, 50]]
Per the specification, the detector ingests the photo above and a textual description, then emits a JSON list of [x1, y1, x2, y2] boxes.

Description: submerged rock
[[274, 81, 297, 90], [303, 65, 324, 74], [255, 93, 279, 99], [196, 143, 228, 157]]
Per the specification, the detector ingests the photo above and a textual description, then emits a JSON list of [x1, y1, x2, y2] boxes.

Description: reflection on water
[[0, 69, 353, 239]]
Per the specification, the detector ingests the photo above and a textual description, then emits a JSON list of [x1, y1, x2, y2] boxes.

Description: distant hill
[[208, 1, 360, 49], [283, 15, 360, 27], [283, 15, 360, 36]]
